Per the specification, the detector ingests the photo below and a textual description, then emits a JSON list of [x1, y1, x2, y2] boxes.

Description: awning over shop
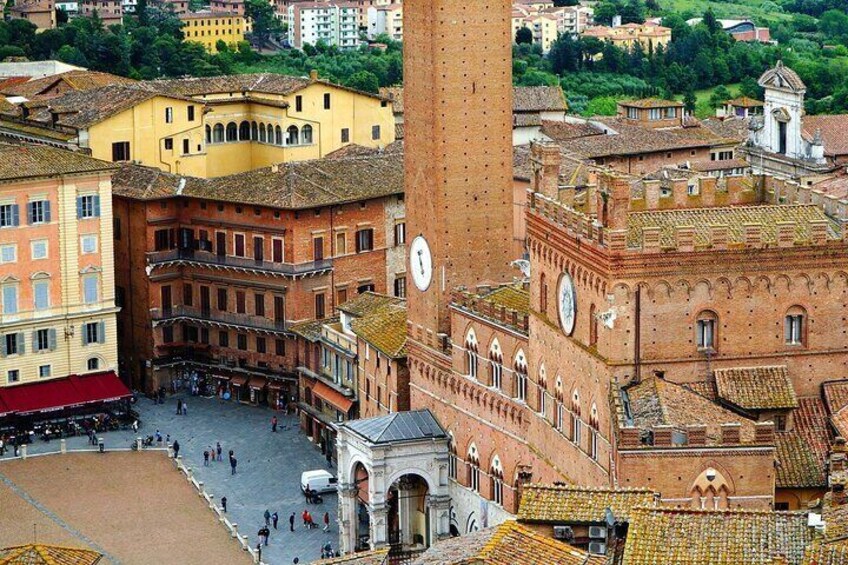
[[0, 371, 131, 417], [230, 375, 248, 387], [248, 376, 266, 390], [312, 381, 354, 414], [267, 381, 284, 391]]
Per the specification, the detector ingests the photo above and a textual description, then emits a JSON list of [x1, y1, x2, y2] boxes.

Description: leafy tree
[[584, 96, 619, 116], [738, 76, 763, 100], [620, 0, 646, 25], [245, 0, 282, 46], [702, 8, 720, 35], [683, 88, 696, 114], [515, 26, 533, 45], [345, 70, 380, 93], [593, 1, 620, 26], [709, 84, 731, 109], [553, 0, 579, 6], [56, 44, 89, 66]]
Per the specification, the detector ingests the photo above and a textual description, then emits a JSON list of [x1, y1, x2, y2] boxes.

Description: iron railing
[[151, 305, 289, 334], [147, 248, 333, 277]]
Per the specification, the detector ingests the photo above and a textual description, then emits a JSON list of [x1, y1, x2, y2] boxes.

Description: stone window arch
[[467, 443, 481, 493], [539, 272, 548, 315], [555, 376, 565, 432], [275, 125, 283, 145], [212, 123, 224, 143], [465, 327, 479, 380], [571, 390, 582, 447], [251, 121, 258, 140], [695, 310, 718, 351], [239, 120, 250, 140], [785, 305, 807, 346], [302, 124, 313, 144], [489, 339, 503, 390], [490, 454, 504, 506], [259, 123, 267, 143], [538, 364, 548, 417], [589, 403, 599, 460], [287, 125, 299, 145], [448, 431, 458, 480], [225, 122, 237, 142], [205, 124, 212, 143], [513, 349, 528, 402], [690, 467, 731, 510]]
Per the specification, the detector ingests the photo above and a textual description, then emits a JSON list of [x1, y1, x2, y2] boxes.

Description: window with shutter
[[33, 281, 49, 310], [2, 285, 18, 314]]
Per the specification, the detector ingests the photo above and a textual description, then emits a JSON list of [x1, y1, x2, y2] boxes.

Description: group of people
[[202, 443, 237, 474], [175, 399, 188, 416]]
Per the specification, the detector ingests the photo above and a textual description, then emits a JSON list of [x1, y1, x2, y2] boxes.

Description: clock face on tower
[[558, 272, 576, 336], [410, 235, 433, 291]]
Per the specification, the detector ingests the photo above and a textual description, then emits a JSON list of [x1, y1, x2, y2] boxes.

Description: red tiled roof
[[775, 397, 830, 488], [803, 115, 848, 157], [823, 381, 848, 414]]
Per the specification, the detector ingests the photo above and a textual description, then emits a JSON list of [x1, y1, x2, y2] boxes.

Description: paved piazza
[[0, 394, 339, 564]]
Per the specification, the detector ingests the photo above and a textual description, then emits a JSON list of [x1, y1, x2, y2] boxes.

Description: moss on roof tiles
[[111, 152, 402, 208], [714, 365, 798, 411], [482, 285, 530, 316], [626, 204, 837, 248], [517, 484, 658, 523], [0, 143, 115, 180], [350, 301, 407, 359]]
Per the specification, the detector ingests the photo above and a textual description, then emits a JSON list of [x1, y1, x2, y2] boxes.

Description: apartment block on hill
[[287, 2, 361, 50]]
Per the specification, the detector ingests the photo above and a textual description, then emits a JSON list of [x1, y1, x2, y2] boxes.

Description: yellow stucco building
[[1, 72, 395, 178], [582, 23, 672, 54], [0, 144, 119, 388], [180, 11, 247, 53]]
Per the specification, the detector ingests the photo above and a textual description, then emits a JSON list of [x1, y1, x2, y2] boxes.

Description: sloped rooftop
[[411, 521, 605, 565], [517, 484, 658, 524], [622, 507, 812, 565], [0, 143, 115, 181], [714, 365, 798, 411], [0, 544, 102, 565], [343, 410, 447, 445]]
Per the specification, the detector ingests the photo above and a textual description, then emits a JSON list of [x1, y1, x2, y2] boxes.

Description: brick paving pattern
[[1, 394, 339, 564]]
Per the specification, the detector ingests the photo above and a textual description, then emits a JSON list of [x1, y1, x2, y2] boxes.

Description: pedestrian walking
[[221, 496, 227, 512], [229, 449, 234, 459], [289, 513, 295, 532], [271, 416, 278, 432], [131, 420, 139, 433], [302, 509, 309, 528], [208, 445, 215, 463], [172, 440, 180, 458], [203, 449, 209, 466], [323, 512, 330, 532], [230, 456, 237, 475], [216, 442, 223, 461], [155, 429, 162, 443], [260, 526, 270, 546], [182, 401, 187, 416], [264, 509, 271, 526], [272, 512, 279, 530], [165, 434, 170, 445], [176, 399, 182, 415]]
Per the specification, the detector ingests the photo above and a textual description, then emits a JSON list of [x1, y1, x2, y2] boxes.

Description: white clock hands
[[410, 236, 433, 291]]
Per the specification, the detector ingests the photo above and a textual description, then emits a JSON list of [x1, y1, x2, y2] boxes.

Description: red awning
[[248, 376, 266, 390], [312, 381, 354, 414], [230, 375, 248, 387], [0, 371, 131, 417]]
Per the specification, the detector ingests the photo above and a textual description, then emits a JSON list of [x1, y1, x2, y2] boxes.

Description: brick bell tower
[[404, 0, 515, 353]]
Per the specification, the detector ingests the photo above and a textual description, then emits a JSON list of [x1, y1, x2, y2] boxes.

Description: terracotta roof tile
[[810, 175, 848, 202], [700, 117, 750, 142], [378, 86, 403, 113], [43, 85, 173, 129], [682, 380, 717, 401], [623, 376, 758, 444], [0, 143, 115, 180], [349, 300, 407, 359], [823, 492, 848, 543], [513, 86, 567, 113], [626, 204, 838, 248], [714, 365, 798, 410], [337, 292, 403, 318], [0, 544, 102, 565], [775, 397, 831, 488], [0, 70, 134, 101], [688, 158, 750, 172], [803, 115, 848, 157], [622, 507, 812, 565], [803, 540, 848, 565], [141, 73, 310, 98], [111, 152, 403, 208], [824, 381, 848, 415], [411, 521, 605, 565], [289, 318, 331, 342], [539, 120, 603, 141], [619, 98, 684, 109], [725, 96, 764, 107], [517, 484, 658, 523], [481, 285, 529, 316], [759, 61, 806, 92]]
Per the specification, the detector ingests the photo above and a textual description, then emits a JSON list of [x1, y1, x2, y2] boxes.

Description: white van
[[301, 469, 338, 494]]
